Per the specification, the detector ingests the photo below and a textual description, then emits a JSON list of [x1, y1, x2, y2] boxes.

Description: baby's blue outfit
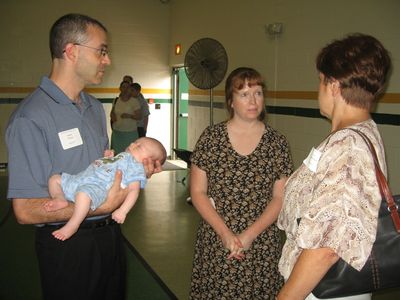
[[61, 152, 146, 210]]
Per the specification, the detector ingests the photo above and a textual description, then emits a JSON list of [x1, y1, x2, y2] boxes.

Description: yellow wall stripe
[[1, 87, 399, 103], [267, 91, 400, 103], [267, 91, 318, 100], [84, 87, 172, 94], [0, 87, 35, 93], [0, 87, 171, 95], [189, 89, 225, 97]]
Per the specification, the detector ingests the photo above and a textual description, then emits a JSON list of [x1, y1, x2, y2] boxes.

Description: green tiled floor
[[2, 170, 400, 300], [122, 169, 200, 300], [0, 172, 195, 300], [121, 170, 400, 300]]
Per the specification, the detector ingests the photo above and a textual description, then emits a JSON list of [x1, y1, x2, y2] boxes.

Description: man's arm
[[13, 197, 74, 224], [12, 170, 128, 225]]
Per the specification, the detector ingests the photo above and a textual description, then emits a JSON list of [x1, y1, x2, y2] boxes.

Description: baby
[[44, 137, 166, 241]]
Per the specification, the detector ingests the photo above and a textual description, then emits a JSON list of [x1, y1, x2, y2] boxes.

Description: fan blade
[[184, 38, 228, 89]]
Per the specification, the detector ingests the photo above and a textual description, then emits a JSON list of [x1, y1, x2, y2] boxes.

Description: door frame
[[171, 66, 189, 159]]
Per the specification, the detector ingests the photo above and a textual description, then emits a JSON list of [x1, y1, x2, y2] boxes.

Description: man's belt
[[42, 216, 116, 230]]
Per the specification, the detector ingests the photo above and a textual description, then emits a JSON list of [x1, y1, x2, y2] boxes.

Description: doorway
[[171, 66, 189, 157]]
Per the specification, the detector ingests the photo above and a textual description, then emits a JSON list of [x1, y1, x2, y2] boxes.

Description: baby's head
[[126, 137, 167, 165]]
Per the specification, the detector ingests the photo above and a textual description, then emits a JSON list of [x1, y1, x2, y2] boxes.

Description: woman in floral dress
[[189, 67, 293, 299]]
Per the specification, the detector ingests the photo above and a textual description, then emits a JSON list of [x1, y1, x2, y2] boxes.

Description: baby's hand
[[112, 209, 126, 224], [104, 149, 114, 158]]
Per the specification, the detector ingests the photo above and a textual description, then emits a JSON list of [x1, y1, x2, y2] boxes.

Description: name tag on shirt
[[209, 197, 216, 209], [303, 147, 322, 172], [58, 128, 83, 150]]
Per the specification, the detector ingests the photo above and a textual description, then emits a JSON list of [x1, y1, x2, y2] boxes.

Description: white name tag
[[303, 147, 322, 172], [58, 128, 83, 150], [209, 197, 216, 209]]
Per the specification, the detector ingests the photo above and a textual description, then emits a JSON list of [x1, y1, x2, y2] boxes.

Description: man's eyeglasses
[[73, 43, 109, 57]]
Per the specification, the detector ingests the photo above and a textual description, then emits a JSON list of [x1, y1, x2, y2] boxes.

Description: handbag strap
[[345, 128, 400, 232]]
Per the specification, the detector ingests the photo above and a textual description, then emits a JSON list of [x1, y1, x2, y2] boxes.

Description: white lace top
[[278, 119, 387, 280]]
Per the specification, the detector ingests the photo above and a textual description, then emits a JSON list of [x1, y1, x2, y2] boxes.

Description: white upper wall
[[2, 0, 398, 94], [169, 0, 400, 98], [168, 0, 400, 192], [0, 0, 171, 89], [0, 0, 173, 162]]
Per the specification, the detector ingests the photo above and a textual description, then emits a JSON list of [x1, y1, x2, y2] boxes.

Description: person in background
[[123, 74, 133, 84], [189, 67, 293, 299], [6, 13, 161, 300], [110, 81, 142, 154], [110, 80, 131, 127], [277, 34, 391, 300], [131, 82, 150, 137]]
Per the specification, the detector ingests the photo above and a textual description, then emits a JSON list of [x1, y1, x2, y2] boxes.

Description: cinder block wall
[[169, 0, 400, 193]]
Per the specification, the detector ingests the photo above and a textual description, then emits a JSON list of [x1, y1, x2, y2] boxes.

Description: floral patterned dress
[[190, 122, 293, 300]]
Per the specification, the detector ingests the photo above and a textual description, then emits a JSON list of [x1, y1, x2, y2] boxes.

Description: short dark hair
[[225, 67, 266, 121], [316, 33, 391, 109], [49, 13, 107, 59], [123, 75, 133, 83], [131, 82, 141, 92]]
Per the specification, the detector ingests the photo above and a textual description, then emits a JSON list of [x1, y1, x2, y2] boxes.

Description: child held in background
[[44, 137, 166, 241]]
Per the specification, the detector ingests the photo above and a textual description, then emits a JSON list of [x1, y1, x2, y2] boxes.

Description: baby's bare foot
[[52, 224, 78, 241]]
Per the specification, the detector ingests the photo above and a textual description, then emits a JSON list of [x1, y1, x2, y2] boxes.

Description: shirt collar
[[39, 76, 92, 110]]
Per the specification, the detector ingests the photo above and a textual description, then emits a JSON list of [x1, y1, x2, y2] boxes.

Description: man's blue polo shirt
[[6, 76, 109, 199]]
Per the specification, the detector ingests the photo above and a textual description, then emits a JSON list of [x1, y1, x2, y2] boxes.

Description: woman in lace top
[[277, 34, 391, 300]]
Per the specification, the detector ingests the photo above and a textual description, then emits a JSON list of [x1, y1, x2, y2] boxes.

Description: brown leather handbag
[[313, 129, 400, 298]]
